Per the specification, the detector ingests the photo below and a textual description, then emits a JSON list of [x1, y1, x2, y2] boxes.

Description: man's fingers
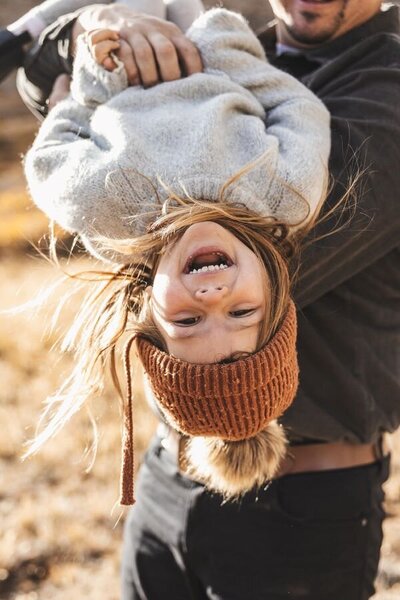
[[147, 32, 181, 81], [116, 39, 140, 85], [130, 34, 159, 87], [172, 35, 203, 76]]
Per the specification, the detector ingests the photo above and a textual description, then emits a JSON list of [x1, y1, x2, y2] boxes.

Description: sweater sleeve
[[70, 35, 128, 106], [293, 42, 400, 307], [188, 9, 331, 226], [24, 0, 202, 38], [26, 0, 113, 33], [24, 81, 150, 260]]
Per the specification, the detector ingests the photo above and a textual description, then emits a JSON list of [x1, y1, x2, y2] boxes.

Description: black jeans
[[121, 435, 389, 600]]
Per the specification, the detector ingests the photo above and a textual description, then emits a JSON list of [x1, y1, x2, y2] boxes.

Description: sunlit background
[[0, 2, 399, 598]]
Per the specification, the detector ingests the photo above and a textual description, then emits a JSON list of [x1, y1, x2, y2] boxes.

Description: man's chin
[[286, 21, 340, 46]]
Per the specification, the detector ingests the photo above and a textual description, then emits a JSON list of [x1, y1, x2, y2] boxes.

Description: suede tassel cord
[[120, 335, 137, 506]]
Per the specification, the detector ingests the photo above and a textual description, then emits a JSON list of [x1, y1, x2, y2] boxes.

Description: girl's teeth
[[189, 263, 228, 274]]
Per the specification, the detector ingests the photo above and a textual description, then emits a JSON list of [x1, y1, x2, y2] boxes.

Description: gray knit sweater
[[24, 8, 330, 261]]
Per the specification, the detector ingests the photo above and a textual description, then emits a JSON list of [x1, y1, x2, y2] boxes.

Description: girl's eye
[[173, 316, 201, 327], [229, 309, 256, 318]]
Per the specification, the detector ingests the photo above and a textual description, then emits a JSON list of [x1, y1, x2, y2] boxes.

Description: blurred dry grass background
[[0, 2, 399, 599], [0, 253, 158, 599]]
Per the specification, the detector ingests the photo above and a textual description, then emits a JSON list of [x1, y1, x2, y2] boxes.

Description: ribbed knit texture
[[136, 300, 298, 441], [25, 9, 330, 263]]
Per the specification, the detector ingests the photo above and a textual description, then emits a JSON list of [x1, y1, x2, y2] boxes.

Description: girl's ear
[[144, 285, 153, 299]]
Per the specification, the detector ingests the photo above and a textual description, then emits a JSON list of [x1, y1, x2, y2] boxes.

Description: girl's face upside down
[[147, 222, 268, 363]]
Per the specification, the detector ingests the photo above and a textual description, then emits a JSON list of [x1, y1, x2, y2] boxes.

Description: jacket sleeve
[[166, 0, 204, 31], [24, 103, 136, 244], [188, 8, 331, 227], [25, 0, 113, 31], [24, 0, 203, 34], [294, 38, 400, 307], [31, 0, 204, 30]]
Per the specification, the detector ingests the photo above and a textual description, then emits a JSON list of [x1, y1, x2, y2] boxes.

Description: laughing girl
[[24, 8, 330, 503]]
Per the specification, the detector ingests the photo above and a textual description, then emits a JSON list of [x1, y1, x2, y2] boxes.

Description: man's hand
[[72, 4, 203, 87]]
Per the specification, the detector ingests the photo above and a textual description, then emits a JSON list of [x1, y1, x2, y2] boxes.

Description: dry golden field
[[0, 7, 159, 593], [0, 2, 400, 599]]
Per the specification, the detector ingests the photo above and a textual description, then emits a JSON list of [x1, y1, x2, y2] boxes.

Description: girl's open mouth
[[183, 247, 234, 274]]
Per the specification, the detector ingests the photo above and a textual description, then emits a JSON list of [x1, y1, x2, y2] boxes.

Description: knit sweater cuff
[[71, 35, 128, 107]]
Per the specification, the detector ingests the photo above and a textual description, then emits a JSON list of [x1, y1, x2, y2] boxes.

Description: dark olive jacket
[[260, 7, 400, 443]]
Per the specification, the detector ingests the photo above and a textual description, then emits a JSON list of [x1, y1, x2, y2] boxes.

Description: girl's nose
[[194, 285, 229, 305]]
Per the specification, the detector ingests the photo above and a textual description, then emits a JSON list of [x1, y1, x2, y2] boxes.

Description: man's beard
[[287, 0, 349, 45]]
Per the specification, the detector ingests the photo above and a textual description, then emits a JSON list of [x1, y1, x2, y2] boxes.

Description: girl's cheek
[[152, 277, 184, 313]]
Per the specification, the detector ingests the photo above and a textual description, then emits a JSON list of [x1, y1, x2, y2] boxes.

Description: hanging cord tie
[[120, 335, 137, 505]]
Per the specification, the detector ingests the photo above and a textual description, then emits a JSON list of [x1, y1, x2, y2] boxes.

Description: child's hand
[[86, 29, 121, 71]]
